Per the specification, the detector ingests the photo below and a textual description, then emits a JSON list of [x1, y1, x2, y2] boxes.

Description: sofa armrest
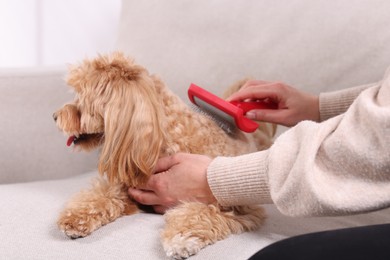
[[0, 67, 98, 184]]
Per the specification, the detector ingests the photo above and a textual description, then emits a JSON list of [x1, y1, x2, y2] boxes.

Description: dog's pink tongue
[[67, 136, 75, 146]]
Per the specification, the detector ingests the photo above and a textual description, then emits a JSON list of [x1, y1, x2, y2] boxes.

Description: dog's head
[[53, 52, 166, 186]]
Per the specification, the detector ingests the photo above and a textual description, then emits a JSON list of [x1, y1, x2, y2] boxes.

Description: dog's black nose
[[53, 113, 58, 122]]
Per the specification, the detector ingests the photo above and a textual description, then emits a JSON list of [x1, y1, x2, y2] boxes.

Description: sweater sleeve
[[207, 72, 390, 217], [319, 83, 374, 121]]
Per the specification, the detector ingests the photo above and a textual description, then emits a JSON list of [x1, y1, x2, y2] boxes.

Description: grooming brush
[[188, 83, 277, 134]]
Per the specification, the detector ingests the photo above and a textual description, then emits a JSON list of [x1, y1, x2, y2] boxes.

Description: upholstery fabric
[[117, 0, 390, 100], [1, 172, 389, 259], [0, 68, 98, 183]]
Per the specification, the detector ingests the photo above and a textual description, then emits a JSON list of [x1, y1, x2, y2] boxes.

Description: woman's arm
[[319, 83, 374, 121], [209, 78, 390, 216]]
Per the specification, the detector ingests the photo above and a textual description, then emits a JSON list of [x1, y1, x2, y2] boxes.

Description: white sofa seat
[[2, 171, 389, 259]]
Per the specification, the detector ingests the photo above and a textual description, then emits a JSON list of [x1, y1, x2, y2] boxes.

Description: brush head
[[188, 84, 275, 134], [189, 99, 237, 134]]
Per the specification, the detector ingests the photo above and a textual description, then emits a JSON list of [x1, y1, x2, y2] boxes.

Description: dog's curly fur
[[53, 52, 275, 259]]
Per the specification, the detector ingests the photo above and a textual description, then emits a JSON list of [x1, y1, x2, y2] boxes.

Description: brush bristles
[[190, 104, 237, 135]]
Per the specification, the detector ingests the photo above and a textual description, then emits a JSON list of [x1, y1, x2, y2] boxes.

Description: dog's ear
[[98, 76, 166, 187]]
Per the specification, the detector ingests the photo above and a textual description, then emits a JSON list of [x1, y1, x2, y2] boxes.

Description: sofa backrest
[[0, 68, 98, 183], [116, 0, 390, 101]]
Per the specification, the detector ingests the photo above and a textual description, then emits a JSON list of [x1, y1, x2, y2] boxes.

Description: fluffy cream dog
[[53, 52, 275, 259]]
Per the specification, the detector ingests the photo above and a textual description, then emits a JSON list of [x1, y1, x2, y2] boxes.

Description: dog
[[53, 52, 275, 259]]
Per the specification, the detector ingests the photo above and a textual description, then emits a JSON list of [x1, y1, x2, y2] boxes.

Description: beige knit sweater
[[207, 70, 390, 217]]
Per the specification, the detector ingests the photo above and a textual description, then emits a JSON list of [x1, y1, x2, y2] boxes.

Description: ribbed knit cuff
[[207, 151, 272, 206], [319, 84, 372, 121]]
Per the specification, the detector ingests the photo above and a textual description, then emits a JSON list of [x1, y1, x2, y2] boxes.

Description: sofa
[[1, 1, 390, 259]]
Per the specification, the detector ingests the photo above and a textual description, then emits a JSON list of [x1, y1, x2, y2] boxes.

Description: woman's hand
[[228, 80, 320, 127], [128, 153, 215, 214]]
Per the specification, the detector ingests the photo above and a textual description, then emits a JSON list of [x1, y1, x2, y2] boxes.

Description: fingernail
[[246, 112, 256, 119]]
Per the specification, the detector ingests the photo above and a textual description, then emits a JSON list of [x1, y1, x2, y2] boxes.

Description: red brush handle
[[188, 84, 277, 133], [230, 100, 278, 113]]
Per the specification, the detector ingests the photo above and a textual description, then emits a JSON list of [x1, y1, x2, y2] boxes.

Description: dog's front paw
[[162, 233, 204, 259], [57, 209, 100, 239]]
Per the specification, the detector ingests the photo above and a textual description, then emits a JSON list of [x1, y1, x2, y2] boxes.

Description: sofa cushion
[[117, 0, 390, 101], [1, 172, 390, 259], [0, 68, 98, 183]]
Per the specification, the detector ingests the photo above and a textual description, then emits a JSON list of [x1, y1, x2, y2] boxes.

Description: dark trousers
[[250, 223, 390, 260]]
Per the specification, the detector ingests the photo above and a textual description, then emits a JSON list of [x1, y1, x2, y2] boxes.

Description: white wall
[[0, 0, 121, 67]]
